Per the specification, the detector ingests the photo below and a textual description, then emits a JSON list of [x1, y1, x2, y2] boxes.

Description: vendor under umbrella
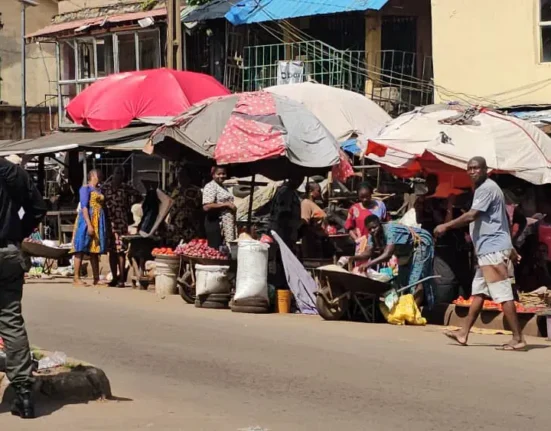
[[169, 165, 203, 245], [202, 166, 236, 249], [345, 182, 387, 264], [351, 215, 435, 307], [300, 182, 332, 259], [269, 174, 303, 250]]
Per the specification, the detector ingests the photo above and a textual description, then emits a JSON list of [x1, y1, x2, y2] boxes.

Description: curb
[[1, 350, 111, 403]]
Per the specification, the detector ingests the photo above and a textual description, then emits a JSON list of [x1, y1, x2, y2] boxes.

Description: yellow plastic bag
[[379, 294, 427, 326]]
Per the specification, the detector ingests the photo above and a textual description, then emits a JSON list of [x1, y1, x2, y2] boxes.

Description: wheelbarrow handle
[[391, 275, 442, 296]]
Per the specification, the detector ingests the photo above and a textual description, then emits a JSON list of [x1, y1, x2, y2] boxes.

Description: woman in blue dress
[[354, 214, 435, 307], [71, 170, 107, 286]]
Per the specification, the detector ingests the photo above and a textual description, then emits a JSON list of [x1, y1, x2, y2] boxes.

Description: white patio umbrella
[[264, 82, 391, 143], [365, 104, 551, 185]]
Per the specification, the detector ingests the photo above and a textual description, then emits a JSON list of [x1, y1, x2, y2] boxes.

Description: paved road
[[2, 281, 550, 430]]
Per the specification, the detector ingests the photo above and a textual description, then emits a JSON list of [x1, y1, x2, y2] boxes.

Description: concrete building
[[26, 0, 167, 129], [0, 0, 59, 139], [57, 0, 143, 14], [432, 0, 551, 107]]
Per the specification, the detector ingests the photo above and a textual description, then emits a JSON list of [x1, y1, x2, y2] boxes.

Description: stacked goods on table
[[175, 239, 229, 261], [518, 287, 551, 308], [453, 296, 544, 313]]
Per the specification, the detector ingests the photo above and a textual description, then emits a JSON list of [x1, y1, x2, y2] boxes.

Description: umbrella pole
[[247, 174, 256, 233], [161, 159, 166, 190]]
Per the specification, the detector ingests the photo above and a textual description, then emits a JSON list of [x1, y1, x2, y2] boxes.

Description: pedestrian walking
[[434, 156, 526, 351], [0, 157, 47, 418]]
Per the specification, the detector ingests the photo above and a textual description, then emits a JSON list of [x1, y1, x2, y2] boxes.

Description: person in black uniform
[[0, 157, 47, 419]]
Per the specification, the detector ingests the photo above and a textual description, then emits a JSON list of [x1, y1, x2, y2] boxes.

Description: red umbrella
[[66, 68, 230, 131]]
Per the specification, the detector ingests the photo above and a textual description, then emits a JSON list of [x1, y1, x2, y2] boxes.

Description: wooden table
[[41, 210, 77, 243]]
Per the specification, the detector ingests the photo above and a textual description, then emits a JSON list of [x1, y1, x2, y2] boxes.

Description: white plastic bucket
[[154, 256, 179, 296]]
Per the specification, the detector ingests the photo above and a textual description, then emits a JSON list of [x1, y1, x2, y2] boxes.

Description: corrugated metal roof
[[181, 0, 239, 23], [0, 126, 155, 156], [26, 8, 167, 39], [225, 0, 389, 25]]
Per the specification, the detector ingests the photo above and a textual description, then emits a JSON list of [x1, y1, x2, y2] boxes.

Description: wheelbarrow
[[314, 265, 439, 322]]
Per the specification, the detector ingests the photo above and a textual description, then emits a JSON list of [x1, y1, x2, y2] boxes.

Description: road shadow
[[447, 343, 550, 351], [0, 396, 133, 418], [0, 386, 132, 418]]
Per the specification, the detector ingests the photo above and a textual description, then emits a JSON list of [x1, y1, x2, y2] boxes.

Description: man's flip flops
[[495, 344, 527, 352]]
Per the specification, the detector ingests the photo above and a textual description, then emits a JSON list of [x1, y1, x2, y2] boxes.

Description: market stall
[[359, 103, 551, 329], [145, 91, 349, 312], [175, 239, 233, 305]]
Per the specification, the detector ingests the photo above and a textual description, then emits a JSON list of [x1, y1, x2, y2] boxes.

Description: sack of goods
[[195, 264, 231, 296], [234, 240, 270, 307]]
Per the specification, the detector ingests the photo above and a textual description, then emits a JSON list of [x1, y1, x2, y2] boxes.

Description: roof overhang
[[0, 126, 155, 156], [26, 8, 167, 41]]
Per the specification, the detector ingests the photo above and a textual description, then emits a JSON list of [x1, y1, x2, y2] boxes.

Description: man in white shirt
[[434, 157, 526, 351]]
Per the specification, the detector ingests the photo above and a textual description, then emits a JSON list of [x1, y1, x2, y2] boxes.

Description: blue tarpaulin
[[340, 138, 361, 155], [182, 0, 240, 23], [225, 0, 389, 25]]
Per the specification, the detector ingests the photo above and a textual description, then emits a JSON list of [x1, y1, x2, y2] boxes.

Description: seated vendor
[[300, 182, 330, 259], [344, 182, 387, 263], [351, 215, 435, 307]]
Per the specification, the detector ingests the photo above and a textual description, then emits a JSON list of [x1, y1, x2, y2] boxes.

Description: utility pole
[[166, 0, 183, 70], [166, 0, 174, 68], [175, 0, 182, 71], [18, 0, 38, 140]]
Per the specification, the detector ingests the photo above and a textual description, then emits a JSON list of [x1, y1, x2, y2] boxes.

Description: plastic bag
[[366, 269, 392, 282], [399, 208, 421, 228], [38, 351, 67, 370], [379, 294, 427, 326]]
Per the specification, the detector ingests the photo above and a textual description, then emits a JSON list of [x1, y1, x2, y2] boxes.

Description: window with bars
[[540, 0, 551, 62], [58, 28, 161, 127]]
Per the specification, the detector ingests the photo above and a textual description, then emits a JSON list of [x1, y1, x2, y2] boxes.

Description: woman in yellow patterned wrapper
[[71, 169, 107, 286]]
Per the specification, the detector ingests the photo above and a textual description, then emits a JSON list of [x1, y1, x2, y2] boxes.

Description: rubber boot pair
[[11, 385, 35, 419]]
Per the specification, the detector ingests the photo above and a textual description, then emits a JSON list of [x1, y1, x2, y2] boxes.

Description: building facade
[[0, 0, 59, 139], [26, 0, 167, 129], [432, 0, 551, 107]]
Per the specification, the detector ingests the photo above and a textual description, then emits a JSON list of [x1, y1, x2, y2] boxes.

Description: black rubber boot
[[11, 387, 35, 419]]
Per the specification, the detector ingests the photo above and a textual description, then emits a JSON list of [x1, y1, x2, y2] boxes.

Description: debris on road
[[38, 351, 67, 370]]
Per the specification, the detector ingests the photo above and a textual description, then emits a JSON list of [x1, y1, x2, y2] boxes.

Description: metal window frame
[[56, 28, 161, 128], [539, 0, 551, 62]]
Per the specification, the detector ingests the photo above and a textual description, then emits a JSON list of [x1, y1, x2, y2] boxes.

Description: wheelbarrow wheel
[[177, 270, 195, 304], [316, 286, 349, 321]]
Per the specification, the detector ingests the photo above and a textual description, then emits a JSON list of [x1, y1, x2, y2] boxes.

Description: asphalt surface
[[2, 280, 551, 430]]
